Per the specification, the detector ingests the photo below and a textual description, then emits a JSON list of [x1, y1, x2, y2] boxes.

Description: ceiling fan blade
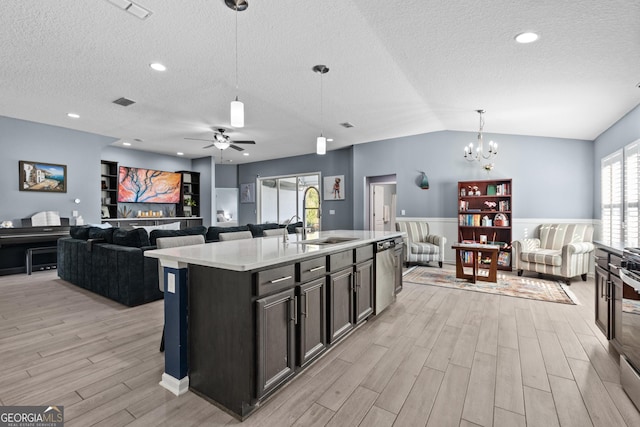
[[185, 137, 215, 142], [203, 144, 215, 149], [230, 140, 256, 145], [230, 144, 245, 151]]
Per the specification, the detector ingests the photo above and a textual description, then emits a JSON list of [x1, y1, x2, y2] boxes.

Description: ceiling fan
[[184, 128, 256, 151]]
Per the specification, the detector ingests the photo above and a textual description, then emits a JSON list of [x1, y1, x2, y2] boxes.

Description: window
[[625, 141, 640, 246], [258, 173, 320, 229], [601, 150, 623, 246]]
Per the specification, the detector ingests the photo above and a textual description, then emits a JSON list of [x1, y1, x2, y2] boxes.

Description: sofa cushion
[[149, 226, 207, 246], [206, 225, 250, 242], [520, 249, 562, 267], [112, 228, 150, 248], [70, 225, 91, 240], [248, 223, 280, 237], [411, 242, 439, 255], [88, 226, 115, 243]]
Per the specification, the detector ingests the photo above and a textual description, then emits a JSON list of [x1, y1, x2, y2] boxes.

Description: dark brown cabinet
[[297, 278, 326, 367], [328, 268, 355, 343], [176, 171, 200, 217], [354, 260, 374, 324], [256, 288, 296, 398], [100, 160, 119, 219], [594, 246, 623, 353], [393, 244, 404, 294]]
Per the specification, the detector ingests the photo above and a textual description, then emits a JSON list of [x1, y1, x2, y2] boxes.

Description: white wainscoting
[[396, 217, 599, 270]]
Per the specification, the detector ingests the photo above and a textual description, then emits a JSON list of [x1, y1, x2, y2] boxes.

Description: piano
[[0, 225, 70, 275]]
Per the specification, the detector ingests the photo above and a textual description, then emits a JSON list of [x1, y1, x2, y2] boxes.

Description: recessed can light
[[150, 62, 166, 71], [67, 113, 80, 118], [177, 152, 184, 156], [327, 138, 334, 142], [122, 142, 131, 146], [243, 152, 249, 156], [515, 32, 539, 43]]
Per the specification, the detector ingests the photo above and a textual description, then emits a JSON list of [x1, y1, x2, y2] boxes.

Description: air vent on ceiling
[[340, 122, 355, 128], [113, 97, 136, 107], [105, 0, 152, 20]]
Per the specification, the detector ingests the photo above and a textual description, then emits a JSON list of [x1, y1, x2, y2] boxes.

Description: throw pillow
[[112, 228, 150, 248], [88, 226, 115, 243], [132, 221, 182, 235], [70, 225, 91, 240]]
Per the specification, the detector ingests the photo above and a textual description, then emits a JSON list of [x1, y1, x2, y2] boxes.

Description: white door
[[372, 185, 385, 231]]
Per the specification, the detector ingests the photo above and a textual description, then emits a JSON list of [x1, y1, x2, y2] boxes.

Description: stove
[[619, 248, 640, 410]]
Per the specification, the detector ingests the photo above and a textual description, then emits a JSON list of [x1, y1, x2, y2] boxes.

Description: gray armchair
[[395, 221, 446, 267], [512, 223, 594, 284]]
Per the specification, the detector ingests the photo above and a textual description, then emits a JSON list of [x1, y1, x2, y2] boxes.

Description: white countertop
[[145, 229, 405, 271]]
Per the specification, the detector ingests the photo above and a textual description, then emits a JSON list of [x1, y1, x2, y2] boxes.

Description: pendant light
[[227, 0, 248, 128], [313, 65, 329, 155]]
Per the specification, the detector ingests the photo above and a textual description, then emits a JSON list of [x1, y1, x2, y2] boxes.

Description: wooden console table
[[452, 243, 500, 283]]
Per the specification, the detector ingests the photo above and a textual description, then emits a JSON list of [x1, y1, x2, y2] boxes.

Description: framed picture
[[240, 183, 255, 203], [324, 175, 345, 200], [19, 160, 67, 193]]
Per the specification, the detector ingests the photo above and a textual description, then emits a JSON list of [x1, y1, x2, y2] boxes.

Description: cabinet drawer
[[354, 244, 374, 263], [328, 250, 353, 272], [298, 257, 327, 283], [594, 249, 609, 270], [610, 253, 623, 269], [256, 264, 295, 296]]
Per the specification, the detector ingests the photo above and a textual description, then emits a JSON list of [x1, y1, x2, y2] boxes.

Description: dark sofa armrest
[[86, 238, 105, 252]]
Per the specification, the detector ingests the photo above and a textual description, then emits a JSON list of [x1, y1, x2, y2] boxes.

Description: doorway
[[366, 175, 397, 232]]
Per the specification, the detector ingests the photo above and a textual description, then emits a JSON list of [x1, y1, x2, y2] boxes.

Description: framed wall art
[[240, 182, 255, 203], [324, 175, 345, 200], [19, 160, 67, 193]]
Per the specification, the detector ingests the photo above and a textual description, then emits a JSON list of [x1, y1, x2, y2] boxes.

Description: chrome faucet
[[282, 214, 305, 243]]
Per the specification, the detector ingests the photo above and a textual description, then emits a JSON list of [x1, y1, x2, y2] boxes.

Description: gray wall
[[0, 116, 116, 225], [238, 148, 354, 229], [353, 130, 594, 229], [593, 104, 640, 217], [215, 164, 238, 188], [101, 146, 191, 173]]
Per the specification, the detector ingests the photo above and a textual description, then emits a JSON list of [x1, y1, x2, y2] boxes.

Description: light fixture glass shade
[[230, 98, 244, 128], [316, 135, 326, 155], [213, 141, 231, 150]]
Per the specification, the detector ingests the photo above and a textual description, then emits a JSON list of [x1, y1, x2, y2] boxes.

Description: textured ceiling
[[0, 0, 639, 163]]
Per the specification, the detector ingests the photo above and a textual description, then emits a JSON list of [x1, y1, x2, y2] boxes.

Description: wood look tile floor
[[1, 267, 639, 426]]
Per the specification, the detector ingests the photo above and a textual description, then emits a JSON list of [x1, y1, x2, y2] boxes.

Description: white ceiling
[[1, 0, 639, 163]]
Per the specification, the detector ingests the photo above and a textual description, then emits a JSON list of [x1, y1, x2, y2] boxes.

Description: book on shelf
[[497, 251, 511, 266]]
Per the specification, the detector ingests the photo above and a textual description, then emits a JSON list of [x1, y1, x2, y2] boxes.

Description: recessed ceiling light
[[122, 142, 131, 146], [327, 138, 334, 142], [67, 113, 80, 119], [515, 32, 539, 43], [150, 62, 166, 71], [243, 152, 249, 156], [177, 152, 184, 156]]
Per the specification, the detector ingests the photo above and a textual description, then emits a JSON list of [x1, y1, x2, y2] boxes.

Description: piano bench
[[25, 246, 58, 275]]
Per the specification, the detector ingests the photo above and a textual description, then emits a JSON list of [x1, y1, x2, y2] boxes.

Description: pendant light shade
[[230, 97, 244, 128], [316, 135, 326, 155]]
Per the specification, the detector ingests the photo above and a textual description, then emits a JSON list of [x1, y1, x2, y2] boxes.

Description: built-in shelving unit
[[176, 171, 200, 217], [100, 160, 119, 219], [458, 178, 512, 270]]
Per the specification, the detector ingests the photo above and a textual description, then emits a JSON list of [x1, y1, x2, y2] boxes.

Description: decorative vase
[[419, 172, 429, 190]]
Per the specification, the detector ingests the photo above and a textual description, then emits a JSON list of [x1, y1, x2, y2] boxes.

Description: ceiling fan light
[[213, 141, 231, 150], [230, 98, 244, 128], [316, 135, 326, 155]]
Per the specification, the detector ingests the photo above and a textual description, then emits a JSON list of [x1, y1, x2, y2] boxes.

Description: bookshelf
[[176, 171, 200, 217], [458, 179, 512, 270], [100, 160, 119, 219]]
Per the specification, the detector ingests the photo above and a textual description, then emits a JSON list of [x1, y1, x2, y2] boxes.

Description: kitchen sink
[[294, 236, 359, 245]]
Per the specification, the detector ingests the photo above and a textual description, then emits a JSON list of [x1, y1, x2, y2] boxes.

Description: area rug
[[403, 267, 578, 305]]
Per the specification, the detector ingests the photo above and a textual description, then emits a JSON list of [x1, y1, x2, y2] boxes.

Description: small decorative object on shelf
[[460, 187, 466, 197], [484, 201, 497, 210], [419, 171, 429, 190]]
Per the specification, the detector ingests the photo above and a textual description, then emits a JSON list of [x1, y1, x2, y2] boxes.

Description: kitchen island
[[145, 229, 405, 419]]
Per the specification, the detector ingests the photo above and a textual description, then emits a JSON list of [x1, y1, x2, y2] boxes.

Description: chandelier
[[464, 109, 497, 167]]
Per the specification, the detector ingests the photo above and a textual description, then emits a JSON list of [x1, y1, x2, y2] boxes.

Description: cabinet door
[[611, 273, 623, 347], [298, 278, 326, 366], [354, 260, 374, 324], [328, 268, 354, 343], [594, 265, 610, 338], [393, 246, 404, 294], [256, 288, 296, 398]]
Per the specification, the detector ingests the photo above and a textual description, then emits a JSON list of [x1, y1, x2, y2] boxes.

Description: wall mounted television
[[117, 166, 182, 203]]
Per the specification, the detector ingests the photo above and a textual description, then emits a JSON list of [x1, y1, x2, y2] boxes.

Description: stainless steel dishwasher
[[375, 238, 397, 314]]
